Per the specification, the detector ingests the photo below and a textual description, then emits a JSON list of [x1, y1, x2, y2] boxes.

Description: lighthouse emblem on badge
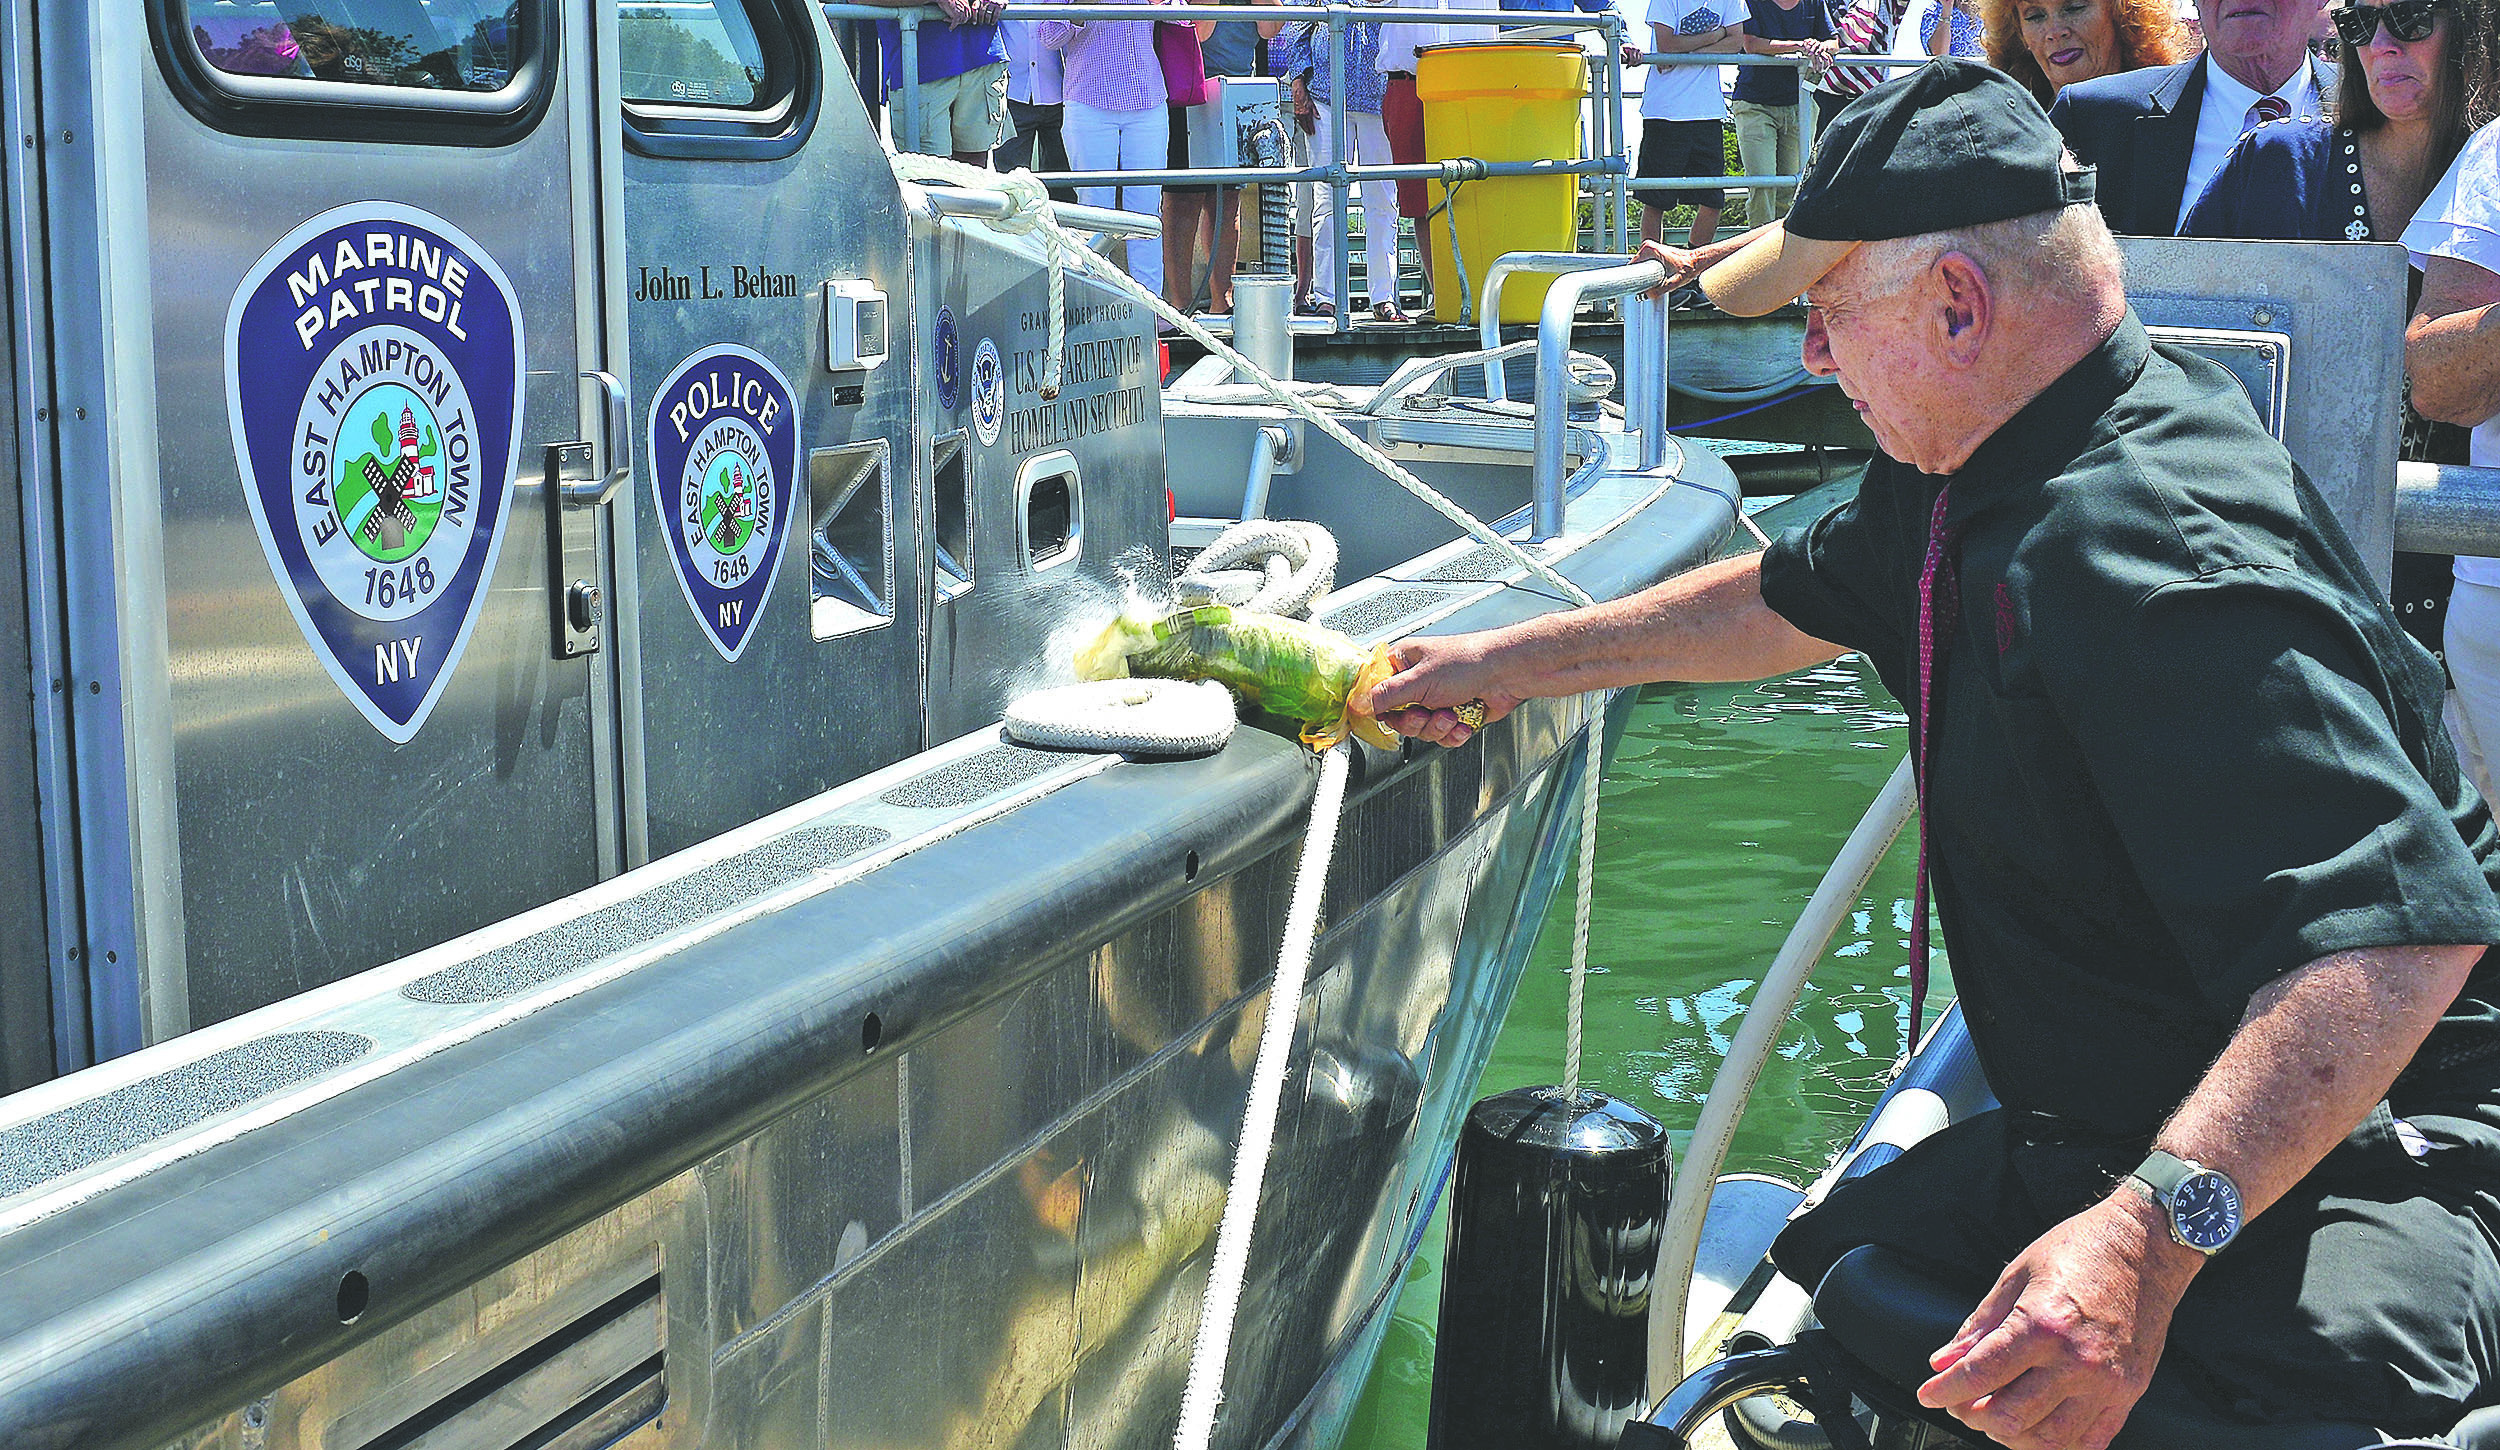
[[648, 345, 800, 661], [225, 202, 525, 744]]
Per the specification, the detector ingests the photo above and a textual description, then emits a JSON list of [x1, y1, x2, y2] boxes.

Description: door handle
[[571, 370, 631, 507]]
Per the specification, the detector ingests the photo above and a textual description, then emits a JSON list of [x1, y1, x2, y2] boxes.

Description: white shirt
[[1378, 0, 1449, 73], [1643, 0, 1744, 119], [2404, 117, 2500, 582], [2175, 55, 2320, 231], [1004, 19, 1063, 105]]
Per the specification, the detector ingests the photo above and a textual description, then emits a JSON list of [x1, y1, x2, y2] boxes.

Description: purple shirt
[[875, 18, 1007, 90], [1037, 17, 1166, 112]]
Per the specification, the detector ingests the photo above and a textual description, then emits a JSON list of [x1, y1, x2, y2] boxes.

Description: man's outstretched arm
[[1917, 941, 2487, 1450], [1361, 553, 1847, 745]]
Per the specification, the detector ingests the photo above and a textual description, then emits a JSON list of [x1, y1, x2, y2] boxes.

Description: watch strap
[[2130, 1148, 2195, 1199]]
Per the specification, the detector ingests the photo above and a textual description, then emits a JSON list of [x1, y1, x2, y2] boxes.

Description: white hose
[[1645, 754, 1917, 1389], [1173, 743, 1354, 1450]]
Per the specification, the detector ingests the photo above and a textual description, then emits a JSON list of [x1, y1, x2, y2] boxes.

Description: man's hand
[[932, 0, 977, 25], [1918, 1192, 2202, 1450], [1363, 634, 1522, 748], [1636, 239, 1702, 298], [1290, 74, 1317, 132]]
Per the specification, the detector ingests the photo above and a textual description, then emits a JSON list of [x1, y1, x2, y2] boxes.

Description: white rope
[[895, 158, 1632, 1444], [1004, 679, 1238, 755], [1173, 743, 1353, 1450], [1176, 519, 1338, 619], [891, 155, 1072, 399]]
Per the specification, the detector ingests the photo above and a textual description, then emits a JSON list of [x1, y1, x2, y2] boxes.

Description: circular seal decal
[[934, 305, 961, 410], [647, 345, 801, 662], [971, 338, 1005, 447], [224, 203, 525, 744]]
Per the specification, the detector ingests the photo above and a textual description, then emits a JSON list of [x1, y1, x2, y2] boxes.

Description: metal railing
[[827, 1, 1941, 328]]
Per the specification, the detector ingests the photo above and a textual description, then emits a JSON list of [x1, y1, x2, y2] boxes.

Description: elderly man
[[1370, 61, 2500, 1448], [2047, 0, 2335, 234]]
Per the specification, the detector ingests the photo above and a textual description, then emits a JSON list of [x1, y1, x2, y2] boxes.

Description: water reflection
[[1345, 654, 1939, 1450]]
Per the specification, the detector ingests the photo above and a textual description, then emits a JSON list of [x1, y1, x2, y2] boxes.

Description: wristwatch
[[2126, 1149, 2244, 1255]]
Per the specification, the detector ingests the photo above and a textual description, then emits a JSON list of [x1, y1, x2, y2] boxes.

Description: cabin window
[[932, 432, 974, 603], [620, 2, 765, 107], [1016, 453, 1083, 572], [621, 0, 819, 158], [810, 442, 895, 639], [157, 0, 552, 141]]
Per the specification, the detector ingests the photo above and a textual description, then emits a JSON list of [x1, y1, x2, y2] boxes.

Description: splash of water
[[1010, 543, 1177, 704]]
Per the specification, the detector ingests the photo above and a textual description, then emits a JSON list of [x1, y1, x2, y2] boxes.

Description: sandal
[[1370, 300, 1411, 323], [1299, 298, 1337, 318]]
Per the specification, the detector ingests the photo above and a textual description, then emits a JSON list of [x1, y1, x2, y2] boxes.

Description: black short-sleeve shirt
[[1761, 312, 2500, 1136]]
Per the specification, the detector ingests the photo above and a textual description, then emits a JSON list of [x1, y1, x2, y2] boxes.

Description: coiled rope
[[892, 155, 1634, 1450]]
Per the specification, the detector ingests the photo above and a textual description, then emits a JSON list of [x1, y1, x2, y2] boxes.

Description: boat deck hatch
[[0, 1030, 373, 1199], [878, 744, 1077, 811], [403, 823, 893, 1006]]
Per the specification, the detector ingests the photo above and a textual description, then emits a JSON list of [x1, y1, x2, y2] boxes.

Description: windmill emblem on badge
[[707, 458, 756, 555], [339, 393, 445, 561]]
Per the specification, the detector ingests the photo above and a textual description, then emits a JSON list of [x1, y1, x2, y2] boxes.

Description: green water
[[1341, 652, 1942, 1447]]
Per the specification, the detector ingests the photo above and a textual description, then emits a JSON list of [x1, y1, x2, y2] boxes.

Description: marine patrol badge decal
[[648, 345, 800, 661], [225, 202, 525, 745]]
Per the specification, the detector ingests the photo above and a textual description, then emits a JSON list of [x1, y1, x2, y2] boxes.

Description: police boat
[[0, 3, 1750, 1448], [1608, 237, 2500, 1450]]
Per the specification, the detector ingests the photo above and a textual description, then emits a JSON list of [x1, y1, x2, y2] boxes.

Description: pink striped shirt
[[1036, 16, 1166, 112]]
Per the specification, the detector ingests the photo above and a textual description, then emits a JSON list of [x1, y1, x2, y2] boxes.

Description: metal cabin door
[[80, 0, 629, 1045], [614, 0, 920, 863]]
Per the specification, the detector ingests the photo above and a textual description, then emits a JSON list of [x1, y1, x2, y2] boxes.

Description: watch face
[[2171, 1169, 2243, 1251]]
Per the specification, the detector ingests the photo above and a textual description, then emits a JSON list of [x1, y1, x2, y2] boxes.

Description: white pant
[[2445, 576, 2500, 808], [1063, 99, 1164, 298], [1308, 103, 1398, 309]]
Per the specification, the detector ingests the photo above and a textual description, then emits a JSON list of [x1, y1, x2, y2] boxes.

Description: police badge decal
[[647, 345, 801, 661], [224, 202, 526, 745]]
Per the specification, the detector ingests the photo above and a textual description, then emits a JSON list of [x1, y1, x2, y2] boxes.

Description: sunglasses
[[2331, 0, 2447, 46]]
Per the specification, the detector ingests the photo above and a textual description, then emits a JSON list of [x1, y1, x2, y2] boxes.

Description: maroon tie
[[2244, 93, 2291, 131], [1909, 485, 1958, 1036]]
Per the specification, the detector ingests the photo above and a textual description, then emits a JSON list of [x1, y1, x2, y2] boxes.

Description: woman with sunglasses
[[2186, 0, 2500, 770], [2186, 0, 2500, 245]]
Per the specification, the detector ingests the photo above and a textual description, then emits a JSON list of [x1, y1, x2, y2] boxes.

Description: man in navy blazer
[[2048, 0, 2335, 235]]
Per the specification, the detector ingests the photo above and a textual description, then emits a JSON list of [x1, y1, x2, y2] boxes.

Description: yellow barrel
[[1417, 41, 1589, 324]]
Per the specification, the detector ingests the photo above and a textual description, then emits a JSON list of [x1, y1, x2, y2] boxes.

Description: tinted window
[[183, 1, 521, 90], [621, 1, 767, 107]]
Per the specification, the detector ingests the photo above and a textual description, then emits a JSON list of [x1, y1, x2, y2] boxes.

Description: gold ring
[[1453, 699, 1488, 729]]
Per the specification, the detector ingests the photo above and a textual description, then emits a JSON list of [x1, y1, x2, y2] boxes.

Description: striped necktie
[[2244, 93, 2291, 132], [1910, 485, 1958, 1035]]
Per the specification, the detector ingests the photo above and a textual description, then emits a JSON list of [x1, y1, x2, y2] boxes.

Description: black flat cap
[[1702, 59, 2098, 315]]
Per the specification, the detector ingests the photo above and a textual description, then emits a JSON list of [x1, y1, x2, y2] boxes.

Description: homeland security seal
[[971, 338, 1005, 446], [647, 345, 800, 661], [225, 202, 524, 744]]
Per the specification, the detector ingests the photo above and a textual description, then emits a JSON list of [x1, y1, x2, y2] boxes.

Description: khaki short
[[904, 60, 1013, 155]]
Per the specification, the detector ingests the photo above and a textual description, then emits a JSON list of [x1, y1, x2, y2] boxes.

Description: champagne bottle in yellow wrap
[[1075, 606, 1402, 751]]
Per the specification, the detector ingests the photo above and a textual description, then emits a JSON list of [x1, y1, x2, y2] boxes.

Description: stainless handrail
[[921, 186, 1164, 238], [1533, 259, 1666, 537], [1479, 253, 1624, 397], [2397, 460, 2500, 556]]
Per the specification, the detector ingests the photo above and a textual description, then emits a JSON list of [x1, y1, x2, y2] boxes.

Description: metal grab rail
[[1480, 252, 1624, 397], [2397, 461, 2500, 556], [921, 186, 1162, 237], [1533, 259, 1668, 537]]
